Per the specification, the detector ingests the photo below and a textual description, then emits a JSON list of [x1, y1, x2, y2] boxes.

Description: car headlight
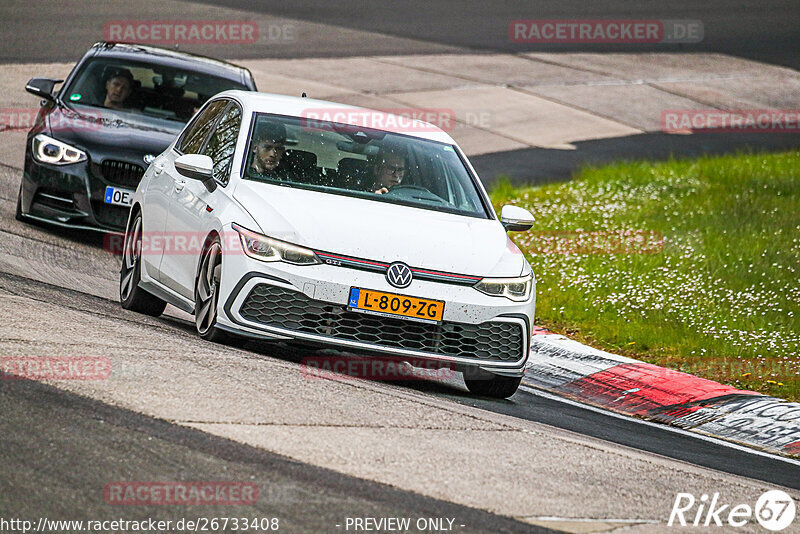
[[32, 134, 87, 165], [232, 223, 321, 266], [474, 274, 533, 302]]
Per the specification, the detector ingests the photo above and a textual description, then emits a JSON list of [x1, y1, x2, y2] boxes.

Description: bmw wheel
[[15, 183, 23, 221]]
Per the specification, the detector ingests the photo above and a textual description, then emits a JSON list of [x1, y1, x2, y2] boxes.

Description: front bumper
[[19, 146, 141, 233], [217, 252, 535, 376]]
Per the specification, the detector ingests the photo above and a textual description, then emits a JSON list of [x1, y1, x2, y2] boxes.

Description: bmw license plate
[[104, 186, 134, 207], [348, 287, 444, 324]]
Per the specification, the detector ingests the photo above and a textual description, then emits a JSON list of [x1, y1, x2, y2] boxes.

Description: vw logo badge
[[386, 262, 413, 288], [143, 154, 155, 165]]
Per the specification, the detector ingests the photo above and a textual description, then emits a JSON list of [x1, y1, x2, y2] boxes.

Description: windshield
[[242, 113, 489, 218], [62, 58, 248, 123]]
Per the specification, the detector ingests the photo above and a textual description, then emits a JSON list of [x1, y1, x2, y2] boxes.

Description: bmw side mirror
[[25, 78, 62, 101], [500, 205, 534, 232], [174, 154, 217, 193]]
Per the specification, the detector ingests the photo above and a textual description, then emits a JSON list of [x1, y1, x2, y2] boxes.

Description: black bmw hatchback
[[16, 42, 257, 232]]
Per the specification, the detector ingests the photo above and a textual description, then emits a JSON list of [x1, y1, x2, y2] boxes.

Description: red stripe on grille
[[315, 251, 479, 281]]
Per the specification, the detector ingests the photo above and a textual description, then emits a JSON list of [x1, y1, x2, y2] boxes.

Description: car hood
[[233, 182, 526, 277], [45, 104, 181, 157]]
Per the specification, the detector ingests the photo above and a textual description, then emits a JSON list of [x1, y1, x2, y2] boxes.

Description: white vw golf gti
[[119, 91, 536, 398]]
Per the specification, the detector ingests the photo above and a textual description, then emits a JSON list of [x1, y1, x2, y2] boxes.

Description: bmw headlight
[[232, 223, 321, 266], [474, 274, 533, 302], [32, 134, 87, 165]]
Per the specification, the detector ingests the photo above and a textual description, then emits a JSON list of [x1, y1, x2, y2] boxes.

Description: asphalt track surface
[[1, 1, 798, 69], [456, 388, 800, 490], [0, 370, 553, 533], [199, 0, 800, 68]]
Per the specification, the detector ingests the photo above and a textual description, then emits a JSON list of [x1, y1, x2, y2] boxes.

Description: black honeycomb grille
[[238, 284, 524, 362]]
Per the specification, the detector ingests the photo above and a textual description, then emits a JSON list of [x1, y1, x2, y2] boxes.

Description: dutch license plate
[[348, 287, 445, 324], [104, 186, 134, 207]]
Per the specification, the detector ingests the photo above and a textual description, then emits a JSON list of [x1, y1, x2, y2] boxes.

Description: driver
[[103, 68, 134, 110], [248, 121, 287, 178], [369, 146, 407, 194]]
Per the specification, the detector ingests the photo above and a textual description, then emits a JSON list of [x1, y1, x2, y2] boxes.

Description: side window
[[177, 100, 228, 154], [201, 103, 242, 185]]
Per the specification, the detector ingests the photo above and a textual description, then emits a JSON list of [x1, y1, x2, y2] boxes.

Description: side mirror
[[500, 205, 534, 232], [174, 154, 217, 192], [25, 78, 63, 101]]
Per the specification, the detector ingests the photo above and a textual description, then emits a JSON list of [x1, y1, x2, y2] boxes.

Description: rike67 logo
[[669, 490, 796, 531]]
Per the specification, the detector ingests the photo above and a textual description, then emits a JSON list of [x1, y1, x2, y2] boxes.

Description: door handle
[[175, 180, 185, 192]]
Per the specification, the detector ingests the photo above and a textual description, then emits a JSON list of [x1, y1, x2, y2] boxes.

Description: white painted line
[[519, 385, 800, 467]]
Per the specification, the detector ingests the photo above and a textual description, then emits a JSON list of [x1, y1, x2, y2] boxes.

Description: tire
[[464, 368, 522, 399], [15, 182, 24, 222], [119, 212, 167, 316], [194, 236, 229, 342]]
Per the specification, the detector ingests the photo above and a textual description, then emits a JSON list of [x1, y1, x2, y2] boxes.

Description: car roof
[[218, 90, 457, 144], [88, 42, 251, 84]]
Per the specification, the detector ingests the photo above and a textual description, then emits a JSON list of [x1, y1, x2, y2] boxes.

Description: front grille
[[239, 284, 524, 362], [101, 160, 145, 188], [91, 201, 129, 229]]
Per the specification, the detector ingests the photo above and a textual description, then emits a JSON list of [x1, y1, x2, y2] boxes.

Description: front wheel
[[464, 369, 522, 399], [194, 237, 229, 342], [119, 213, 167, 316], [15, 183, 24, 221]]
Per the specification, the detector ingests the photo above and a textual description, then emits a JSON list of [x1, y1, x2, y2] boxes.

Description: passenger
[[248, 121, 287, 178], [103, 69, 135, 110], [369, 147, 407, 194]]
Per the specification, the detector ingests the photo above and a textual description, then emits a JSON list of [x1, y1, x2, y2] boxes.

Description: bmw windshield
[[63, 58, 249, 123], [242, 112, 491, 219]]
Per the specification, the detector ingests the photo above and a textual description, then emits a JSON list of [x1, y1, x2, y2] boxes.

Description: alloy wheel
[[195, 241, 222, 335], [120, 216, 142, 302]]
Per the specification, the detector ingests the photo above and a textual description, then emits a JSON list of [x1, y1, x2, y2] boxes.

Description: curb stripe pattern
[[524, 330, 800, 457]]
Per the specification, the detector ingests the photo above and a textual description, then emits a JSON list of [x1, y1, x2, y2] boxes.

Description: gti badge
[[386, 262, 413, 288], [143, 154, 155, 165]]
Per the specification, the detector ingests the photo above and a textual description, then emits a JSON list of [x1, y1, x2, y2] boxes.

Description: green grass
[[491, 151, 800, 400]]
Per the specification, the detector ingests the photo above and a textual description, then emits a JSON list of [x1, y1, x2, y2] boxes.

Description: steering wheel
[[387, 184, 429, 193], [385, 184, 445, 203]]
